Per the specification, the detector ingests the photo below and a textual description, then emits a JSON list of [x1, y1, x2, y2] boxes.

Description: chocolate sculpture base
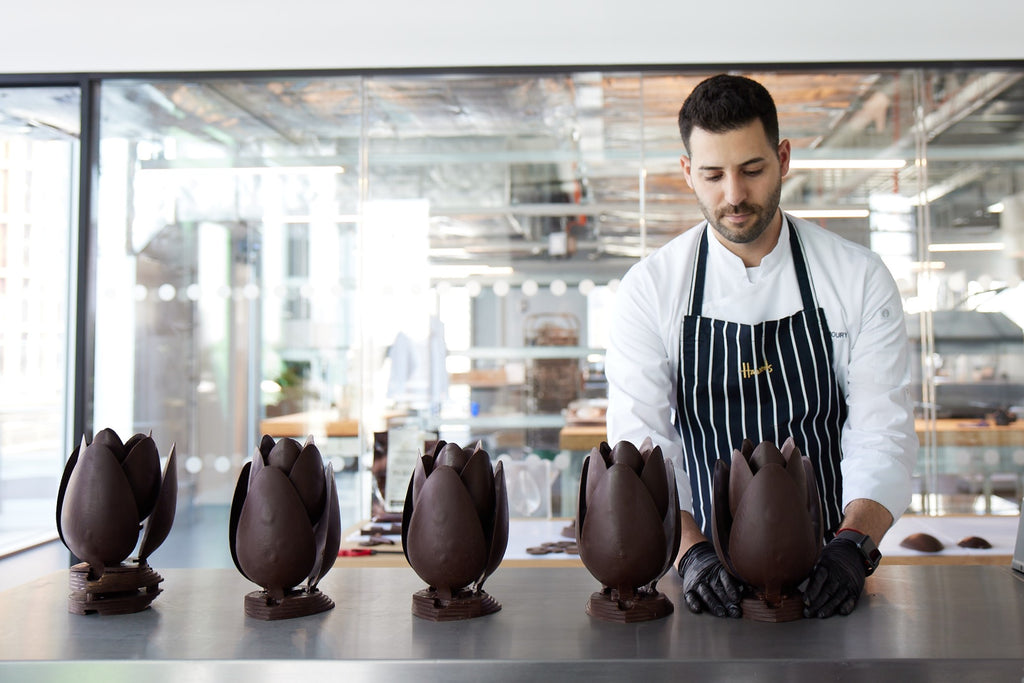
[[742, 593, 804, 622], [68, 562, 163, 615], [244, 589, 335, 620], [586, 588, 674, 623], [411, 588, 501, 621]]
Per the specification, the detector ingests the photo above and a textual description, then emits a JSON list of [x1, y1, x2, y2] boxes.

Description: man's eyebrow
[[697, 156, 767, 171]]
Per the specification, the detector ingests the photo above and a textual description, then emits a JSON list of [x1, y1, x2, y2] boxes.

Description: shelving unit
[[441, 345, 605, 445]]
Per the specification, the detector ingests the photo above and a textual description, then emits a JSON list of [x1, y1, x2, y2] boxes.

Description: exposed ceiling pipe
[[813, 72, 1023, 206]]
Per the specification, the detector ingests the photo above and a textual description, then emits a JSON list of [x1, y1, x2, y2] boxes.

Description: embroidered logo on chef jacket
[[677, 219, 847, 539]]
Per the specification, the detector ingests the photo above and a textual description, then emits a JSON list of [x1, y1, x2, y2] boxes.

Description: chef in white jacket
[[606, 74, 917, 619]]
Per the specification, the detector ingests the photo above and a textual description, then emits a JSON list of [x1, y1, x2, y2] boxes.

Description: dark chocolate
[[57, 428, 178, 614], [229, 435, 341, 619], [900, 532, 944, 552], [711, 437, 822, 622], [956, 535, 992, 549], [576, 437, 681, 622], [402, 440, 509, 621]]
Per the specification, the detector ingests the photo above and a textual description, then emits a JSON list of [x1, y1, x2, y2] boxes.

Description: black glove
[[677, 541, 743, 618], [802, 537, 866, 618]]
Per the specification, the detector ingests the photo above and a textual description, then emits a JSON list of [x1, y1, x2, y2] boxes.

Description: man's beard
[[700, 178, 782, 245]]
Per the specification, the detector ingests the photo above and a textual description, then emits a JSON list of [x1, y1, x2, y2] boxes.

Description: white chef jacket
[[606, 213, 918, 521]]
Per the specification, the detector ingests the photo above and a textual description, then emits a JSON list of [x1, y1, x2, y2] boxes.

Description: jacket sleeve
[[839, 254, 919, 521], [605, 262, 693, 513]]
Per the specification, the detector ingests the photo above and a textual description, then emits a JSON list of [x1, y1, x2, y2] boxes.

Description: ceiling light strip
[[927, 242, 1005, 253], [787, 209, 870, 219], [789, 159, 907, 170]]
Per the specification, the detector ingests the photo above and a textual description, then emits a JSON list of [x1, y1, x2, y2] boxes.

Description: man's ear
[[680, 154, 695, 190], [777, 139, 792, 178]]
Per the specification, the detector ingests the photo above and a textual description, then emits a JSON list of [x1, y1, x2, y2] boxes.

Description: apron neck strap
[[787, 216, 819, 311], [687, 215, 818, 317], [687, 224, 710, 316]]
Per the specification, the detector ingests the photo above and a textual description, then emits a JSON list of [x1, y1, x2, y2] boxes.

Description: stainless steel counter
[[1, 565, 1023, 681]]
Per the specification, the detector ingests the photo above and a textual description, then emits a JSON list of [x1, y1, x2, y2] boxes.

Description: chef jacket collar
[[705, 213, 793, 283]]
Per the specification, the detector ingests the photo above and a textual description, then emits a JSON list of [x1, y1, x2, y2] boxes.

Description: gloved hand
[[677, 541, 743, 618], [802, 537, 866, 618]]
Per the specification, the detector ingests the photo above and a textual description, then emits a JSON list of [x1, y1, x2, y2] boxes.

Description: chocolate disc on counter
[[899, 532, 944, 552], [957, 535, 992, 549]]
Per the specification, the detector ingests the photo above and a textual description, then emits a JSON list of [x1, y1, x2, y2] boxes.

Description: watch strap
[[836, 529, 881, 576]]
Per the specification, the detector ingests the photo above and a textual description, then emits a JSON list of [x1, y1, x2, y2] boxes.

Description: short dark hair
[[677, 74, 780, 154]]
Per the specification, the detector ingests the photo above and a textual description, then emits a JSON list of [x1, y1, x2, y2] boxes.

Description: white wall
[[2, 0, 1022, 74]]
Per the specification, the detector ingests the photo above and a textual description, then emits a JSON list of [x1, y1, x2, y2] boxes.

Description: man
[[605, 74, 917, 618]]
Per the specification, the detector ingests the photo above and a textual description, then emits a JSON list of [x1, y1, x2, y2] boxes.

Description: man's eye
[[744, 169, 764, 176], [704, 175, 722, 182]]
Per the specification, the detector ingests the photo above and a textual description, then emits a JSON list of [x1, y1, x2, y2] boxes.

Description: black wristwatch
[[836, 529, 881, 576]]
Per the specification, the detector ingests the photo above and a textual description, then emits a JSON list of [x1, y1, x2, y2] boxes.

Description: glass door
[[0, 86, 80, 555]]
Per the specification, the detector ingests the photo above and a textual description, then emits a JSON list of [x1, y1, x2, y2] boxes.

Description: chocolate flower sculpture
[[402, 440, 509, 621], [229, 435, 341, 620], [711, 438, 823, 622], [56, 428, 177, 614], [576, 438, 681, 622]]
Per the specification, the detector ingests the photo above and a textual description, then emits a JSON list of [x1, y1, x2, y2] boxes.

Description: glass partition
[[0, 86, 79, 555], [81, 66, 1024, 535], [94, 78, 367, 525]]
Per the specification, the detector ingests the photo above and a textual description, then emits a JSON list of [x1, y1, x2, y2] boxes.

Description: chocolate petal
[[258, 434, 276, 461], [660, 458, 682, 580], [138, 444, 178, 562], [401, 462, 416, 566], [121, 434, 162, 520], [578, 463, 665, 591], [91, 428, 126, 463], [781, 440, 808, 503], [435, 442, 469, 472], [584, 444, 609, 507], [228, 461, 253, 581], [405, 466, 488, 593], [288, 437, 327, 523], [321, 469, 343, 581], [122, 433, 150, 462], [411, 453, 433, 505], [55, 436, 84, 550], [309, 463, 342, 588], [235, 465, 317, 592], [728, 448, 754, 519], [749, 440, 786, 473], [460, 445, 496, 527], [728, 462, 818, 597], [249, 444, 265, 490], [608, 440, 643, 473], [575, 454, 591, 545], [60, 439, 141, 573], [740, 438, 755, 458], [711, 458, 737, 575], [479, 461, 509, 589], [639, 443, 669, 519], [267, 436, 302, 474], [802, 456, 823, 550]]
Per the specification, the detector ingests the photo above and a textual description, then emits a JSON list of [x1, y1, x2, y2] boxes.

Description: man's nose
[[722, 175, 747, 206]]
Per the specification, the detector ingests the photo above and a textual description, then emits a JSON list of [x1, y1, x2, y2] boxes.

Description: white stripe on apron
[[677, 218, 847, 537]]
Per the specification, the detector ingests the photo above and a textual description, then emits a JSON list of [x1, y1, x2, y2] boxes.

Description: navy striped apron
[[677, 220, 846, 538]]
